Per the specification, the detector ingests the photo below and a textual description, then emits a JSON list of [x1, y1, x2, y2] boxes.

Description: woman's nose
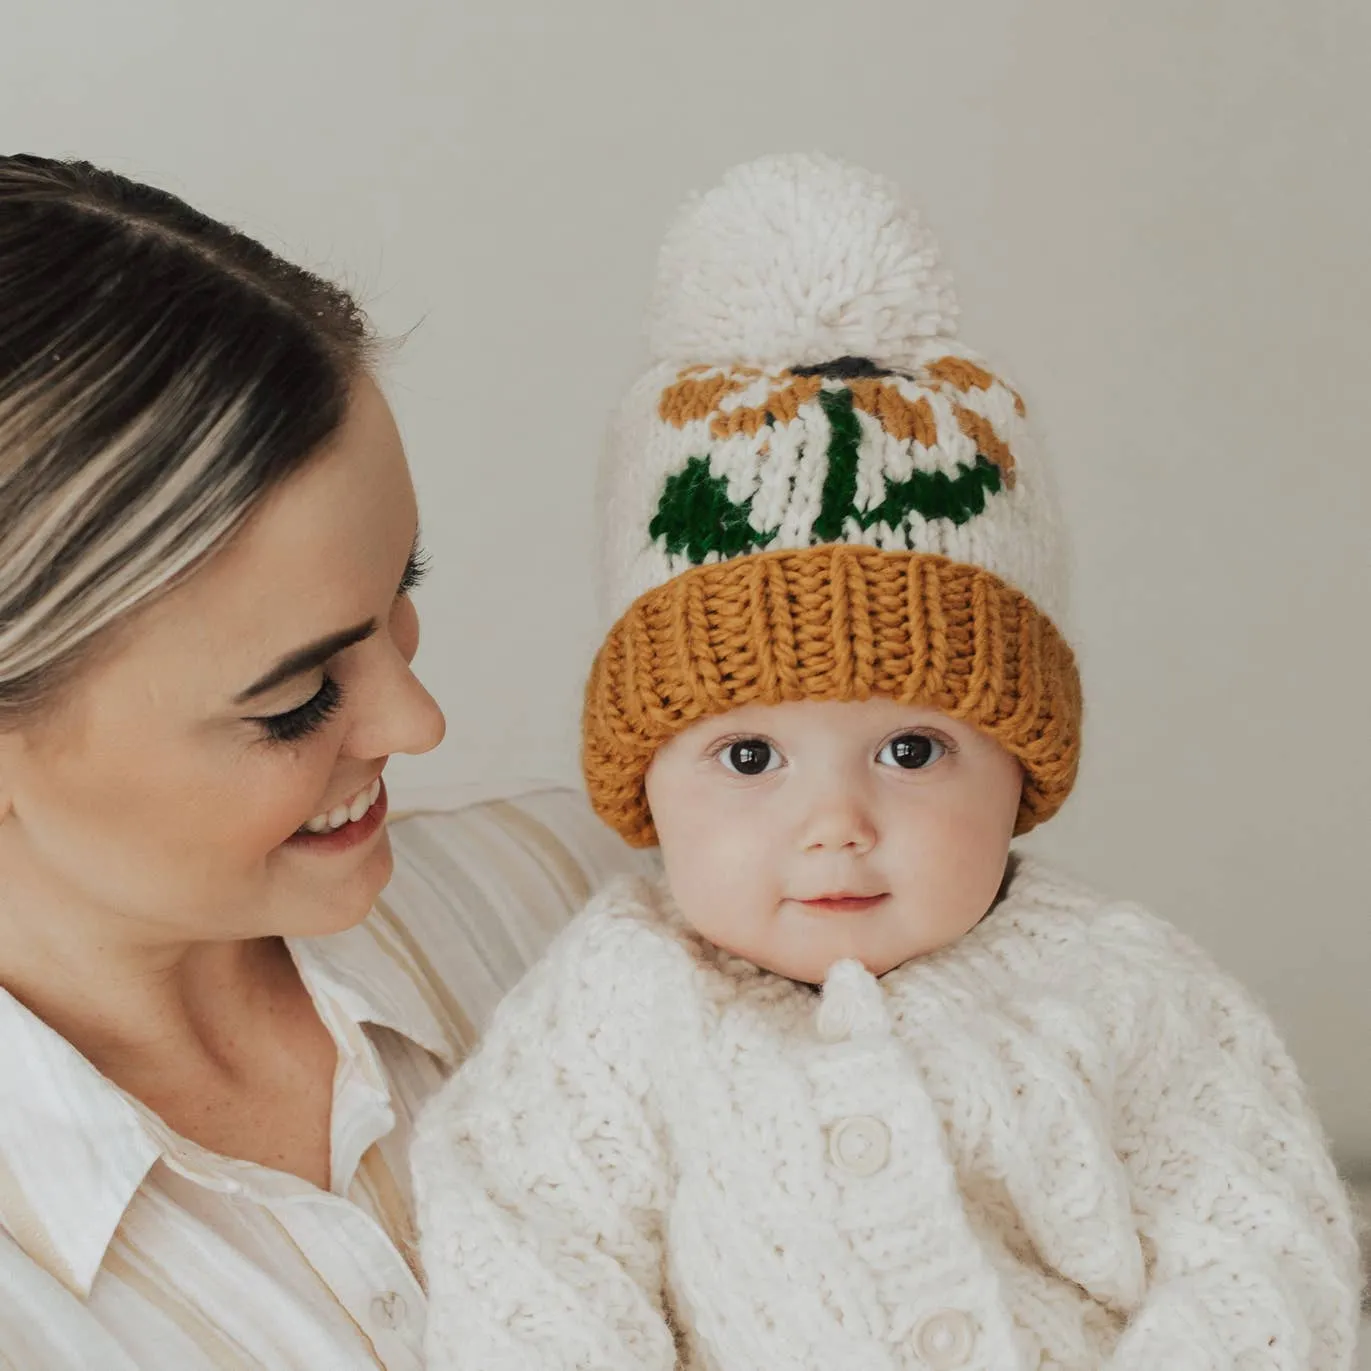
[[344, 647, 447, 761], [385, 673, 447, 758]]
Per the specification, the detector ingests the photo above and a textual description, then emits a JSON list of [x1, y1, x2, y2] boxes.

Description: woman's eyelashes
[[256, 675, 344, 744], [398, 545, 431, 597]]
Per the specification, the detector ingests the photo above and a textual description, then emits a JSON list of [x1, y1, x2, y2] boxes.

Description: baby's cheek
[[920, 810, 1012, 930], [666, 833, 750, 936]]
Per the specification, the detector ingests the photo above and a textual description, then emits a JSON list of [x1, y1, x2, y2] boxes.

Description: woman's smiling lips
[[794, 892, 889, 915], [284, 776, 388, 853]]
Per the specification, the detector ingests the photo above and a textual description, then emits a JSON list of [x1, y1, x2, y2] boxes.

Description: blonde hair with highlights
[[0, 154, 374, 719]]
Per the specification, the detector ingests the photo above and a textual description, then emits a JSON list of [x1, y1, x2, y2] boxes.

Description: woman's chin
[[270, 832, 395, 938]]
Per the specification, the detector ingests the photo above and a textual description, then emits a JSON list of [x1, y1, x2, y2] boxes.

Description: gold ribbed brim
[[582, 546, 1081, 847]]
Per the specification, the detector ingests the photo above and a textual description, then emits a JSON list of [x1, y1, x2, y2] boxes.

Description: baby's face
[[644, 697, 1022, 982]]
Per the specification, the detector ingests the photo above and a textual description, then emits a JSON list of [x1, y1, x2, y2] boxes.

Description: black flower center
[[788, 355, 890, 380]]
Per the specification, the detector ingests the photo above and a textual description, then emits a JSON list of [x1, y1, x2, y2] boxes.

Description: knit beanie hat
[[583, 153, 1080, 847]]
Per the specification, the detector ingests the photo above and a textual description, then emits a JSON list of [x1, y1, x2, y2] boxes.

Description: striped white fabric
[[0, 784, 651, 1370]]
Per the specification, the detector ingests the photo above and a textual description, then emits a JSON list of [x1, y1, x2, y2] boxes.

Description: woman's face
[[0, 376, 445, 945]]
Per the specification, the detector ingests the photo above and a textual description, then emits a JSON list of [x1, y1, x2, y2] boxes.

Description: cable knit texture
[[413, 857, 1361, 1370]]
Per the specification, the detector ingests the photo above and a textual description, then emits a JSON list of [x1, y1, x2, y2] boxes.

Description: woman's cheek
[[251, 747, 338, 852], [392, 596, 420, 663]]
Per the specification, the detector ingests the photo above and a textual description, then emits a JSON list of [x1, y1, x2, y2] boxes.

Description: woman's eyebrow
[[235, 621, 377, 705]]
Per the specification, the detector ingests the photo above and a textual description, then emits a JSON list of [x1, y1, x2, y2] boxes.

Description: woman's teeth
[[300, 779, 381, 834]]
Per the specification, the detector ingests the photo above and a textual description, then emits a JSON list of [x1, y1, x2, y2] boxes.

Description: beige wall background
[[4, 0, 1368, 1167]]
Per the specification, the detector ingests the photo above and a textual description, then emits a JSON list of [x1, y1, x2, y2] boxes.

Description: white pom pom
[[647, 152, 958, 371]]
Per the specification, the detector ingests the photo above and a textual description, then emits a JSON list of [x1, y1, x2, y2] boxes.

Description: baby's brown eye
[[878, 733, 945, 770], [720, 740, 777, 775]]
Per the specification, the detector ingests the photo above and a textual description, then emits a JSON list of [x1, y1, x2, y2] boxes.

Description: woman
[[0, 155, 612, 1369]]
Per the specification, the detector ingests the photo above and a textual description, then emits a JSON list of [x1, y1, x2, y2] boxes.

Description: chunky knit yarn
[[413, 858, 1361, 1370], [585, 545, 1080, 846]]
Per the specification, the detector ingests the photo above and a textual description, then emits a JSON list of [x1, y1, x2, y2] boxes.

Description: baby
[[414, 155, 1361, 1370]]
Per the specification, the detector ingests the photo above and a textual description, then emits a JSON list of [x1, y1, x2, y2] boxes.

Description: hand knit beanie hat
[[583, 153, 1081, 847]]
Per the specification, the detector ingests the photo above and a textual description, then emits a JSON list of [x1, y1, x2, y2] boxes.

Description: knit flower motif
[[649, 354, 1024, 567]]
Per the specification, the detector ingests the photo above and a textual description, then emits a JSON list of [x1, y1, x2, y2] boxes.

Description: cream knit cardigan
[[412, 858, 1362, 1370]]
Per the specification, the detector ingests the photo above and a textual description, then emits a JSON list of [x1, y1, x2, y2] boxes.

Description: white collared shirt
[[0, 786, 648, 1370]]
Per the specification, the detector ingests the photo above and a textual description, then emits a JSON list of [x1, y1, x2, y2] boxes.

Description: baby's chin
[[681, 895, 981, 986], [717, 925, 935, 986], [767, 951, 915, 987]]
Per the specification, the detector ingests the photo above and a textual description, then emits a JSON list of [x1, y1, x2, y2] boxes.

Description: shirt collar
[[0, 987, 160, 1297], [0, 907, 454, 1299], [288, 909, 458, 1068]]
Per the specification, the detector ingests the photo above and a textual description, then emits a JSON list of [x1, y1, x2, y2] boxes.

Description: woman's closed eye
[[254, 675, 344, 744], [249, 546, 431, 745]]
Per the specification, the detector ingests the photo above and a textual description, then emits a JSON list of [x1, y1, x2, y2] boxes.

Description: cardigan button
[[912, 1308, 976, 1368], [826, 1115, 890, 1176]]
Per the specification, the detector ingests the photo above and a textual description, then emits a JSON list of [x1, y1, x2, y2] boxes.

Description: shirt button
[[912, 1309, 977, 1369], [826, 1115, 890, 1176], [370, 1290, 408, 1330]]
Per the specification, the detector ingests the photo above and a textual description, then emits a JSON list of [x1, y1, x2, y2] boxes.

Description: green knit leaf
[[812, 388, 862, 542], [813, 386, 1004, 537], [859, 454, 1004, 530], [649, 455, 777, 564], [647, 386, 1006, 567]]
